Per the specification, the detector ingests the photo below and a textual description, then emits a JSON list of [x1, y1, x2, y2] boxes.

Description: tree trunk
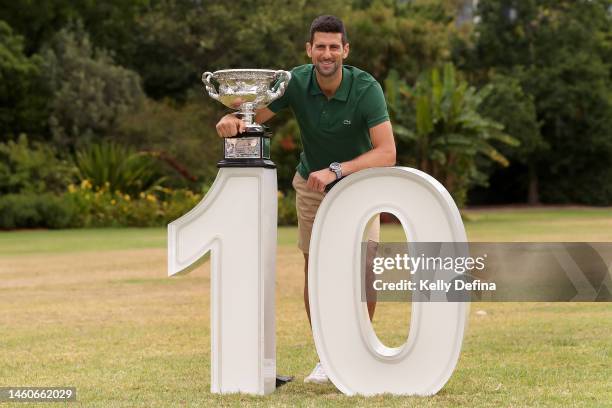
[[527, 164, 540, 205]]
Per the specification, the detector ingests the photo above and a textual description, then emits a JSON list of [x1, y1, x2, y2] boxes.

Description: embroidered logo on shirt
[[343, 120, 351, 125]]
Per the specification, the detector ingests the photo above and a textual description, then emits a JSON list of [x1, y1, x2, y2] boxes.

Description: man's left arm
[[306, 120, 396, 192]]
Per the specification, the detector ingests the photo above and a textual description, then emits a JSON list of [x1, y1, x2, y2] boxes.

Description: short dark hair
[[309, 15, 348, 44]]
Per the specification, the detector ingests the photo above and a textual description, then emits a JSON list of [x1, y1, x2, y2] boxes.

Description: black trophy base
[[275, 375, 294, 388], [217, 158, 276, 168], [217, 126, 275, 169]]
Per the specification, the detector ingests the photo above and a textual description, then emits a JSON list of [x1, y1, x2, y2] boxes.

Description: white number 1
[[168, 167, 277, 395]]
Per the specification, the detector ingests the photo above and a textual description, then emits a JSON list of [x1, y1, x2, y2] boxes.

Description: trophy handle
[[202, 71, 221, 101], [266, 70, 292, 103]]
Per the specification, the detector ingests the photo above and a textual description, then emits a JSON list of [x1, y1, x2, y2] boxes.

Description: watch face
[[330, 162, 341, 179]]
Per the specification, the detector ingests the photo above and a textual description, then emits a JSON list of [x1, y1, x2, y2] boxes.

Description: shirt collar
[[309, 65, 351, 101]]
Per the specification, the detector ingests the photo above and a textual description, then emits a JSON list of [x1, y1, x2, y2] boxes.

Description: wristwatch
[[329, 162, 342, 180]]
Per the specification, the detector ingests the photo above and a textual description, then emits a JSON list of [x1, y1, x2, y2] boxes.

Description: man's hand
[[306, 169, 337, 193], [215, 114, 246, 138]]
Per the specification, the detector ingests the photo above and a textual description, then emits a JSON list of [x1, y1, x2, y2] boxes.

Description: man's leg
[[293, 172, 324, 326], [363, 215, 381, 320], [365, 240, 378, 320], [303, 253, 311, 325], [293, 173, 330, 383]]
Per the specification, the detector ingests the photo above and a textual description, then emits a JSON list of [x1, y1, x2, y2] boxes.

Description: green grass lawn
[[0, 207, 611, 407]]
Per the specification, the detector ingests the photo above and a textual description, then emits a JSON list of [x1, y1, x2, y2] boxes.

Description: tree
[[119, 0, 349, 100], [0, 0, 148, 55], [41, 24, 145, 151], [346, 0, 464, 84], [116, 97, 222, 188], [462, 0, 612, 204], [478, 73, 544, 204], [0, 21, 49, 140], [386, 63, 518, 206]]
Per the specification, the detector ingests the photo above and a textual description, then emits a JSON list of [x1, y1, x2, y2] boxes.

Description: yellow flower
[[68, 184, 76, 193], [80, 179, 92, 189], [111, 199, 116, 205], [124, 194, 131, 201], [146, 194, 157, 202]]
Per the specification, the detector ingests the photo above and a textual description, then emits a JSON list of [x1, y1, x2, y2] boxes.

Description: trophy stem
[[241, 102, 256, 127]]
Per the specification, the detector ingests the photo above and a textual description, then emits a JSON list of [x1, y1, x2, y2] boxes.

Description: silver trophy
[[202, 69, 291, 168]]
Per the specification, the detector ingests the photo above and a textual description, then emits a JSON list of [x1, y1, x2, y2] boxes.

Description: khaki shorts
[[292, 172, 380, 253]]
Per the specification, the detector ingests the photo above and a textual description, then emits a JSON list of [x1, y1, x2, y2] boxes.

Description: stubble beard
[[315, 60, 340, 78]]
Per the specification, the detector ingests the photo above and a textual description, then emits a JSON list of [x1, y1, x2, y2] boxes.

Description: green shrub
[[75, 141, 166, 197], [115, 98, 221, 188], [278, 190, 297, 226], [64, 181, 201, 228], [0, 195, 39, 228], [0, 193, 76, 229], [41, 24, 144, 149], [0, 180, 297, 229], [0, 134, 77, 194]]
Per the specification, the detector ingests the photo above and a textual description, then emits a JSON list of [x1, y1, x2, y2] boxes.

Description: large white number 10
[[168, 166, 467, 396]]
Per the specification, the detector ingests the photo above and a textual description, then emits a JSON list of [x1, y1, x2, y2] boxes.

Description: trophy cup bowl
[[202, 69, 291, 168]]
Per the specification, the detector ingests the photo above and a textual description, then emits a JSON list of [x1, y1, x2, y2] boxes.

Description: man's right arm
[[215, 108, 276, 138]]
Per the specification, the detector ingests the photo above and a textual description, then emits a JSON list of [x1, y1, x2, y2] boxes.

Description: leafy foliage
[[479, 74, 543, 163], [347, 0, 464, 83], [476, 73, 544, 203], [0, 21, 49, 140], [0, 192, 77, 229], [115, 98, 221, 187], [120, 0, 348, 99], [64, 182, 201, 228], [277, 190, 298, 226], [461, 0, 612, 204], [75, 142, 165, 197], [41, 24, 144, 150], [0, 134, 76, 194], [270, 117, 302, 192], [0, 0, 611, 221], [0, 0, 148, 55], [0, 183, 205, 229], [387, 63, 518, 206]]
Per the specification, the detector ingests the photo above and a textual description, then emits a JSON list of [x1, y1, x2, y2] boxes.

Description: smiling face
[[306, 32, 349, 78]]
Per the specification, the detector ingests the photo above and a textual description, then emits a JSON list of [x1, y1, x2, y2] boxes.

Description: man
[[215, 15, 396, 384]]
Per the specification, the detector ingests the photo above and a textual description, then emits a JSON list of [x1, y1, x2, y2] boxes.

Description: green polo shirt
[[268, 64, 389, 179]]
